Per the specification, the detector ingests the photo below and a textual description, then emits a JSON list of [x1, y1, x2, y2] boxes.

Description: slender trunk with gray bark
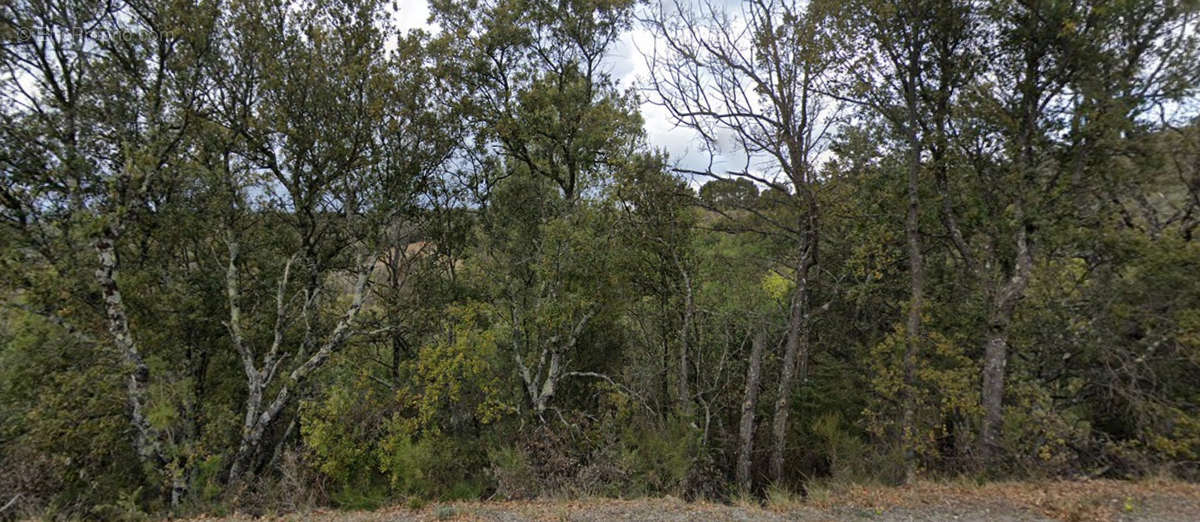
[[514, 310, 595, 418], [94, 226, 162, 468], [226, 249, 373, 484], [678, 260, 694, 417], [97, 226, 198, 507], [979, 222, 1032, 461], [900, 125, 924, 485], [770, 263, 810, 484], [979, 59, 1039, 461], [737, 330, 767, 492]]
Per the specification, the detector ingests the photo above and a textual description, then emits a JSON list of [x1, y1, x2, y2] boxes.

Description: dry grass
[[179, 478, 1200, 521], [796, 477, 1200, 521]]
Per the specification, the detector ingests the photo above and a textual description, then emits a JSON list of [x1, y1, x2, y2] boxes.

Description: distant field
[[185, 479, 1200, 521]]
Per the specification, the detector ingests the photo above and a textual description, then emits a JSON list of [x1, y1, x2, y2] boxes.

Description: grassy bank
[[180, 479, 1200, 522]]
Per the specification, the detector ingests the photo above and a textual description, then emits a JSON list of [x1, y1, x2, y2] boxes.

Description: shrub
[[489, 445, 537, 500], [617, 417, 699, 496], [810, 412, 871, 482]]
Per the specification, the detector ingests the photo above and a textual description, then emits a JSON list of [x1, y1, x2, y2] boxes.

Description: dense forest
[[1, 0, 1199, 517]]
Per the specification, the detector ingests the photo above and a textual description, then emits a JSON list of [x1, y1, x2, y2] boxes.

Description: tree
[[699, 178, 759, 210], [836, 0, 975, 482], [0, 0, 219, 505], [2, 0, 1200, 513], [613, 154, 698, 416], [953, 0, 1198, 463], [204, 0, 451, 484], [644, 0, 842, 485], [430, 0, 644, 419], [431, 0, 643, 203]]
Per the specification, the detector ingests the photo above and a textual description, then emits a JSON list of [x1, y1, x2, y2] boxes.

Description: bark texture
[[226, 248, 375, 484], [979, 222, 1033, 461], [678, 260, 694, 416], [900, 123, 924, 485], [94, 227, 162, 467], [514, 310, 595, 416], [737, 330, 767, 492], [769, 262, 811, 483]]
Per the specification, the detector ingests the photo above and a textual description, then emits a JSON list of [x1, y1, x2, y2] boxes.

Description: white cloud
[[394, 0, 433, 34], [608, 23, 730, 182]]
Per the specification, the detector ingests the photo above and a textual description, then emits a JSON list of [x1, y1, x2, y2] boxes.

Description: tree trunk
[[737, 330, 767, 492], [770, 262, 810, 484], [516, 310, 595, 418], [678, 262, 694, 417], [229, 383, 292, 484], [169, 466, 188, 509], [979, 223, 1032, 462], [900, 127, 924, 485], [979, 38, 1040, 462], [267, 413, 300, 471], [979, 332, 1007, 459], [391, 333, 404, 387], [227, 256, 373, 485], [94, 227, 162, 468]]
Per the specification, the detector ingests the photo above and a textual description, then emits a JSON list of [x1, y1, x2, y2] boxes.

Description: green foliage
[[330, 483, 390, 512], [378, 434, 436, 495], [303, 380, 390, 487], [193, 456, 227, 504], [699, 178, 760, 209], [90, 487, 151, 522], [761, 272, 795, 303], [409, 304, 515, 428], [616, 417, 701, 497], [376, 433, 488, 501], [0, 310, 146, 515], [1000, 378, 1091, 476], [810, 412, 871, 481], [863, 325, 980, 468], [0, 0, 1197, 516], [1015, 232, 1200, 473]]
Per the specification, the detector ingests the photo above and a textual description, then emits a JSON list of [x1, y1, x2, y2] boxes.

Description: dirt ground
[[183, 479, 1200, 521]]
